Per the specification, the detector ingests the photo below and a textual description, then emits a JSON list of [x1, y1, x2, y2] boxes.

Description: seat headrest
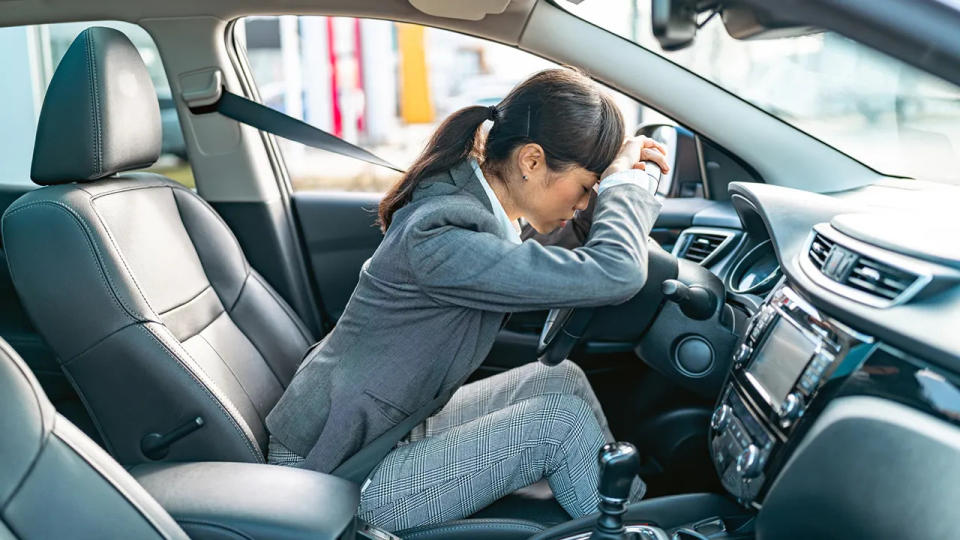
[[31, 26, 162, 185]]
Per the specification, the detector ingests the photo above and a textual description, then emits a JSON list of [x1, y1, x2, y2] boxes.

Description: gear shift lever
[[591, 442, 640, 540]]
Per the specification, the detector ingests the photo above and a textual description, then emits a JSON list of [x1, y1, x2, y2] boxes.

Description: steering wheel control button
[[736, 445, 762, 479], [711, 404, 732, 431], [675, 336, 714, 376]]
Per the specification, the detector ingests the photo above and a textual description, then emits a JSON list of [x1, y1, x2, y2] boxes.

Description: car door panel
[[292, 191, 383, 320]]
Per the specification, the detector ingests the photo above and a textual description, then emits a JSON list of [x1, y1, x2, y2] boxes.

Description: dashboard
[[671, 181, 960, 538]]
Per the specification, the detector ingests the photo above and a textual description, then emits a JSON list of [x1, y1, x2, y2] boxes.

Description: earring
[[522, 175, 528, 181]]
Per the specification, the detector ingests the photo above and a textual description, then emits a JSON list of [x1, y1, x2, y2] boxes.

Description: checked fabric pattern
[[268, 360, 645, 531]]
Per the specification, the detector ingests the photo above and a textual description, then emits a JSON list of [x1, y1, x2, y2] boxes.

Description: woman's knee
[[553, 360, 593, 394], [536, 393, 600, 438]]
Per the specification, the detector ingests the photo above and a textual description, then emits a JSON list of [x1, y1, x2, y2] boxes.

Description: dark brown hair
[[377, 68, 625, 231]]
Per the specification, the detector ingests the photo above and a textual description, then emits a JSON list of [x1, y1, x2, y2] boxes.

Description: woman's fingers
[[639, 147, 670, 173], [602, 136, 670, 179]]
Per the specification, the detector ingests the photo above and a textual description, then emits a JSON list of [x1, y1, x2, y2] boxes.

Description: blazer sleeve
[[405, 183, 662, 311]]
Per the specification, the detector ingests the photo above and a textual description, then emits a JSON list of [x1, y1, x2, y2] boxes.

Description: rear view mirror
[[651, 0, 700, 51], [650, 0, 821, 51]]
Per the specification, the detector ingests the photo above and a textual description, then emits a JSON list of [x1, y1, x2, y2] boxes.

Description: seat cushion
[[470, 480, 571, 527]]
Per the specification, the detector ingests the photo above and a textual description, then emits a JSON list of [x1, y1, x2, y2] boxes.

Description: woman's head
[[377, 67, 625, 232]]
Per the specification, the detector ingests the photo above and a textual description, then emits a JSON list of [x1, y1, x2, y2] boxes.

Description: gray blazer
[[265, 160, 662, 472]]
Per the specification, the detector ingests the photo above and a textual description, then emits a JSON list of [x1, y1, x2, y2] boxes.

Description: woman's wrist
[[597, 169, 659, 195]]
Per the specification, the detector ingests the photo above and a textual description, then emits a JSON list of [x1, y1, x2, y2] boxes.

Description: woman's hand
[[601, 136, 669, 180]]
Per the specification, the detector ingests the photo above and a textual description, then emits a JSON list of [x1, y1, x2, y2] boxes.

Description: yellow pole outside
[[396, 23, 435, 124]]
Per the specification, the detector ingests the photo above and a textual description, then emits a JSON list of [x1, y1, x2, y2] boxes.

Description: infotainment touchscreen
[[746, 317, 816, 406]]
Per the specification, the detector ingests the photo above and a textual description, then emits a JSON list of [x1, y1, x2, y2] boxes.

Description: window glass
[[0, 21, 195, 188], [236, 16, 663, 193], [562, 0, 960, 185]]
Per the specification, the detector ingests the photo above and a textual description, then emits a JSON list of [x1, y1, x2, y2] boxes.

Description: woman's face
[[520, 164, 598, 234], [504, 144, 598, 233]]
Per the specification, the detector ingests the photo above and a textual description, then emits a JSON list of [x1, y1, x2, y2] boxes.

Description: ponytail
[[377, 105, 490, 231]]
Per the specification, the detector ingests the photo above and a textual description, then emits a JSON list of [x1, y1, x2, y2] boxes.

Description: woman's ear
[[517, 143, 545, 178]]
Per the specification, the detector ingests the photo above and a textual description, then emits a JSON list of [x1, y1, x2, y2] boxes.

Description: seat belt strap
[[191, 87, 405, 174], [329, 389, 453, 484]]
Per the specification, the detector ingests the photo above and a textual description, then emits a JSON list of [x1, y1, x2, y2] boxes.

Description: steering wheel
[[538, 129, 676, 366], [537, 307, 596, 365]]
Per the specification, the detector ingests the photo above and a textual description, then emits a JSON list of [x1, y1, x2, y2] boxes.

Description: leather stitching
[[2, 200, 139, 324], [168, 185, 250, 278], [222, 274, 287, 390], [249, 271, 313, 345], [86, 31, 103, 177], [196, 327, 270, 425], [139, 324, 264, 462], [400, 520, 545, 539], [88, 196, 160, 318], [157, 284, 217, 317]]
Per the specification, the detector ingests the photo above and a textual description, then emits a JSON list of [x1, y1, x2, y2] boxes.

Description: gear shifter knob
[[598, 442, 640, 501], [592, 442, 640, 540]]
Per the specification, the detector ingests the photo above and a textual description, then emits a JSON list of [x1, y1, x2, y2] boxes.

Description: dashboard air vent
[[678, 233, 729, 264], [803, 226, 927, 307], [844, 256, 917, 301], [807, 233, 835, 270]]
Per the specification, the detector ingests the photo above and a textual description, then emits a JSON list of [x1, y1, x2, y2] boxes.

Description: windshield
[[564, 0, 960, 185]]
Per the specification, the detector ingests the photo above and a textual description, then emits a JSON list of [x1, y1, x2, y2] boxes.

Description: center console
[[710, 283, 873, 506]]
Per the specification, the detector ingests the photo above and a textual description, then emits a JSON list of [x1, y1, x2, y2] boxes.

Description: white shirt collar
[[471, 159, 522, 245]]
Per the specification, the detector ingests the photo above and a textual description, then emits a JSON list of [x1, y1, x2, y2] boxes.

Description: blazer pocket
[[363, 389, 411, 424]]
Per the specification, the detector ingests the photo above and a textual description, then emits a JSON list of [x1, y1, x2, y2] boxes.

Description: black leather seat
[[3, 26, 312, 466], [0, 337, 189, 538]]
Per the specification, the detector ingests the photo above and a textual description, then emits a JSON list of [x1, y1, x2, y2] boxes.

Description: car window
[[562, 0, 960, 185], [0, 21, 195, 188], [235, 16, 670, 194]]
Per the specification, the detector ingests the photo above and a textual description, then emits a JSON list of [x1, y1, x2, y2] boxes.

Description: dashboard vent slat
[[679, 233, 729, 264], [844, 255, 916, 300]]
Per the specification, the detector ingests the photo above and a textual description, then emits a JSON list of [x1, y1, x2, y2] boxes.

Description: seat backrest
[[0, 337, 189, 539], [2, 27, 313, 466]]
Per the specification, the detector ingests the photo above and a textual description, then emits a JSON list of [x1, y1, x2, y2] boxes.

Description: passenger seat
[[2, 26, 313, 466], [0, 336, 188, 538]]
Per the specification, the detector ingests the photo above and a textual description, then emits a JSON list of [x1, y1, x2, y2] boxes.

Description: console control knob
[[710, 404, 732, 431], [736, 444, 761, 479], [733, 343, 752, 367], [780, 393, 802, 423]]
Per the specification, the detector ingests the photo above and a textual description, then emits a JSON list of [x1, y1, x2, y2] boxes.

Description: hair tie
[[488, 105, 499, 122]]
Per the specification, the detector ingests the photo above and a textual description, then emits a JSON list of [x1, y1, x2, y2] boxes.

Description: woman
[[266, 68, 668, 531]]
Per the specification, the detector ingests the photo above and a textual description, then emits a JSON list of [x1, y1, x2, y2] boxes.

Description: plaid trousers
[[268, 360, 645, 531]]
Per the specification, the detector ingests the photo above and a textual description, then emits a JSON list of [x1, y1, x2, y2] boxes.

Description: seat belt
[[185, 76, 404, 174], [330, 389, 453, 485]]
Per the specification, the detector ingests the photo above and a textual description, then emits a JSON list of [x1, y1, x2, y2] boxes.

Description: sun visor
[[409, 0, 511, 20]]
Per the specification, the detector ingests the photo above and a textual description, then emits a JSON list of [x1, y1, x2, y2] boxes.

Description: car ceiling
[[0, 0, 536, 45]]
